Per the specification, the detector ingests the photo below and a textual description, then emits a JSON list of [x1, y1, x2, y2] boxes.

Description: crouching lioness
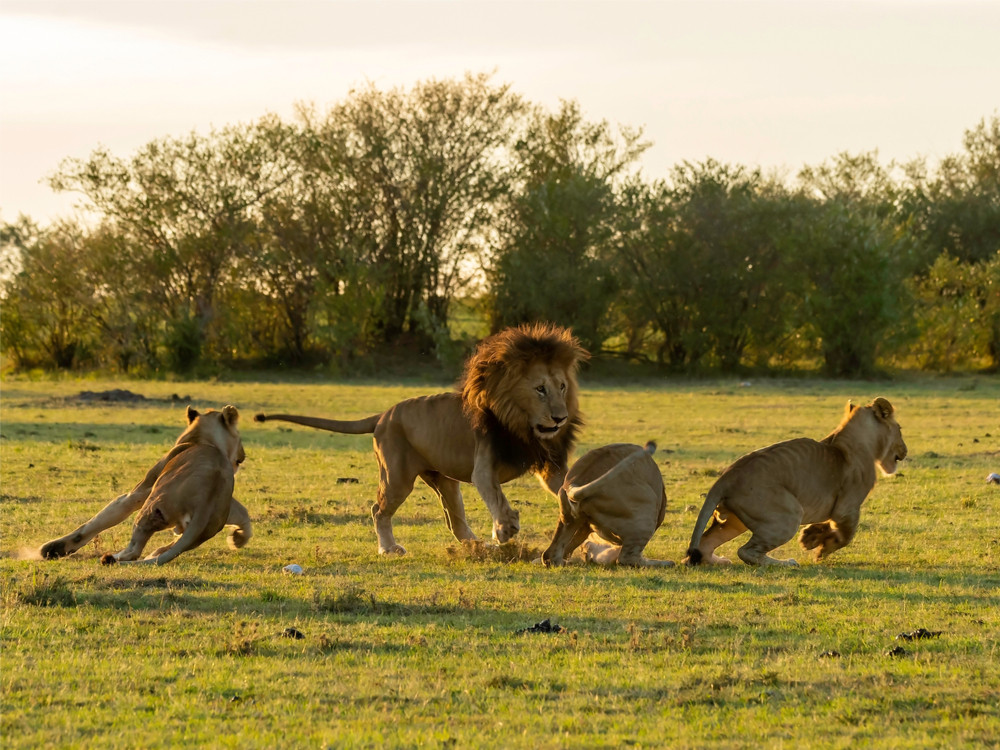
[[542, 442, 674, 567], [685, 397, 906, 567], [39, 405, 250, 565]]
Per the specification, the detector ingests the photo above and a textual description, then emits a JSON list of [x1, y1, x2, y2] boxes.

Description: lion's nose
[[552, 415, 566, 426]]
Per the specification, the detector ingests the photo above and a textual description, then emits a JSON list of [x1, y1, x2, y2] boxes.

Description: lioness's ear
[[871, 397, 893, 420], [845, 400, 856, 415], [186, 406, 199, 423], [222, 404, 239, 426]]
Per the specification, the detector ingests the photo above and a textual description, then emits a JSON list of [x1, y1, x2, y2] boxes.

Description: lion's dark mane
[[479, 409, 583, 475], [457, 322, 588, 475]]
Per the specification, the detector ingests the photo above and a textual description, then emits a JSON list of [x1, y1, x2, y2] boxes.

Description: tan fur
[[255, 323, 588, 555], [685, 397, 907, 566], [40, 406, 250, 564], [542, 442, 674, 567]]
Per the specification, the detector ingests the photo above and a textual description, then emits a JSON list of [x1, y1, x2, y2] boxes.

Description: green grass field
[[2, 374, 998, 748]]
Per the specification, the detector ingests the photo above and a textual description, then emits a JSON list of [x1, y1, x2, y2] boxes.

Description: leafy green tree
[[902, 116, 1000, 367], [793, 153, 919, 376], [903, 115, 1000, 266], [307, 73, 525, 350], [49, 116, 297, 370], [0, 218, 98, 368], [906, 252, 1000, 371], [487, 100, 647, 352], [615, 162, 800, 371], [613, 180, 701, 368]]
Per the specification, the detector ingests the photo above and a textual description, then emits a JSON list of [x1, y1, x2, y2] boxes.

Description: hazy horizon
[[2, 0, 998, 224]]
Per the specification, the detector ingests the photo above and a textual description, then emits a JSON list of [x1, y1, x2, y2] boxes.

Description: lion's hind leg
[[616, 540, 675, 568], [100, 507, 168, 565], [371, 449, 418, 556], [736, 516, 801, 567], [690, 509, 748, 565], [582, 533, 620, 565]]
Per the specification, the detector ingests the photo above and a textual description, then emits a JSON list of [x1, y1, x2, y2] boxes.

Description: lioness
[[685, 397, 906, 566], [39, 406, 251, 564], [255, 323, 588, 555], [542, 442, 674, 567]]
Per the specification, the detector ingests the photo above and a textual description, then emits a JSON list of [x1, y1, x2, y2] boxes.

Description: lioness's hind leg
[[101, 506, 171, 564], [617, 540, 675, 567], [147, 540, 177, 558], [583, 538, 620, 565], [421, 473, 475, 542], [695, 511, 748, 565], [102, 527, 157, 565], [737, 528, 800, 567], [226, 499, 252, 549]]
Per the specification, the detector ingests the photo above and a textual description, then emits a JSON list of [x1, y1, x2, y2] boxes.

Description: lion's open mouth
[[535, 424, 561, 436]]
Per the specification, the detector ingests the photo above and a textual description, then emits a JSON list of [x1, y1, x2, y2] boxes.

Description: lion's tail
[[252, 413, 381, 434], [685, 484, 723, 566], [565, 441, 656, 505]]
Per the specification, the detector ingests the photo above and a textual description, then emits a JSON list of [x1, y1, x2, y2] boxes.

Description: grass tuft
[[3, 571, 76, 608], [445, 538, 541, 563]]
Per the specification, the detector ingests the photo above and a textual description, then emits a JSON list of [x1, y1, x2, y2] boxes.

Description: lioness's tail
[[565, 441, 656, 505], [253, 413, 381, 434], [685, 485, 723, 566]]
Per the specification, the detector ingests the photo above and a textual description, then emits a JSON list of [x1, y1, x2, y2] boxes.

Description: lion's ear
[[845, 400, 856, 416], [186, 406, 199, 423], [871, 397, 894, 420], [222, 405, 240, 426]]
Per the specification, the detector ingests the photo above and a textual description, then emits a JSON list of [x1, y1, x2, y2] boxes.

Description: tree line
[[2, 73, 998, 376]]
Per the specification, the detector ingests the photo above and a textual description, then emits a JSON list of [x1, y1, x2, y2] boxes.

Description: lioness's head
[[843, 397, 906, 475], [460, 323, 589, 445], [179, 405, 245, 471]]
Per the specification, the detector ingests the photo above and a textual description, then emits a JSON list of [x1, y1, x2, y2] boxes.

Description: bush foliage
[[2, 74, 998, 375]]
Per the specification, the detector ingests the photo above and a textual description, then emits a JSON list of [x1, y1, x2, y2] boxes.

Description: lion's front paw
[[378, 543, 407, 556], [492, 513, 520, 544], [799, 522, 835, 551], [40, 540, 69, 559]]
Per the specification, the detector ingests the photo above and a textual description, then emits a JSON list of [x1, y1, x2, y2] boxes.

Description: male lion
[[39, 406, 251, 564], [542, 442, 674, 567], [254, 323, 588, 555], [685, 397, 906, 567]]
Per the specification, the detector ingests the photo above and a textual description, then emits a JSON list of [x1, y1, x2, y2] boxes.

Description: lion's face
[[876, 417, 907, 476], [520, 361, 571, 441], [487, 359, 579, 445], [865, 397, 906, 476], [460, 323, 587, 447], [182, 405, 245, 472]]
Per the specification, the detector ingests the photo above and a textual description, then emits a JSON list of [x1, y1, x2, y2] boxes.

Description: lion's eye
[[559, 382, 567, 393], [535, 385, 546, 396]]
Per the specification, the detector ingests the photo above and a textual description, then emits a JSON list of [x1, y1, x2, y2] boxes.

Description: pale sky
[[1, 0, 998, 225]]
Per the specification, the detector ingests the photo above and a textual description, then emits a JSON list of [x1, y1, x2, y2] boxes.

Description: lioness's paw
[[378, 544, 407, 556], [40, 540, 70, 559], [799, 522, 835, 550]]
